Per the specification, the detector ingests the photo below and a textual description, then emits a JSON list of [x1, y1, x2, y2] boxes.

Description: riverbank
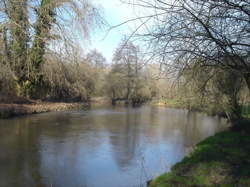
[[150, 98, 185, 108], [148, 119, 250, 187], [0, 96, 113, 119], [0, 101, 88, 119]]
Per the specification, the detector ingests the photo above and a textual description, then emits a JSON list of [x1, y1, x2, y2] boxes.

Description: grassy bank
[[150, 98, 205, 112], [148, 119, 250, 187], [150, 98, 186, 108]]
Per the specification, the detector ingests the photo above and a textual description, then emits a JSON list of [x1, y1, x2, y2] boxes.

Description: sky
[[87, 0, 138, 63]]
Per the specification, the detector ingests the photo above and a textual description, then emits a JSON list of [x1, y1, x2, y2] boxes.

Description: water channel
[[0, 105, 228, 187]]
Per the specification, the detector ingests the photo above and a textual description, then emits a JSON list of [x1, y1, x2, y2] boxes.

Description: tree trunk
[[126, 81, 130, 100], [8, 0, 29, 96], [1, 26, 10, 64], [226, 88, 242, 122], [28, 0, 55, 98]]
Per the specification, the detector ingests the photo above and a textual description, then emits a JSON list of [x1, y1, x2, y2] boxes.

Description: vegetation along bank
[[148, 119, 250, 187]]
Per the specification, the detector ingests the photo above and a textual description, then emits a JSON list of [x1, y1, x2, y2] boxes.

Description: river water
[[0, 105, 228, 187]]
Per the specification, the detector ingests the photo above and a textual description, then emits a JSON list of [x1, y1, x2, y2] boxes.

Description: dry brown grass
[[0, 101, 87, 119]]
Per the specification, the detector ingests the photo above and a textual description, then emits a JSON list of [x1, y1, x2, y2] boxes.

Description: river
[[0, 105, 228, 187]]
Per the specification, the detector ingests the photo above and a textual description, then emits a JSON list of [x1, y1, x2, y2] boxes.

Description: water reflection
[[0, 106, 227, 187]]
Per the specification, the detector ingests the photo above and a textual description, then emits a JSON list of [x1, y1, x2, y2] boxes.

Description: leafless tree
[[122, 0, 250, 89], [117, 0, 250, 119], [108, 38, 153, 102]]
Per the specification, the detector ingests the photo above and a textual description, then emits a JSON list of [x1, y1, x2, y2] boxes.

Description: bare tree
[[86, 49, 106, 68], [86, 49, 107, 96], [112, 38, 139, 100], [123, 0, 250, 88], [108, 38, 152, 103], [120, 0, 250, 118]]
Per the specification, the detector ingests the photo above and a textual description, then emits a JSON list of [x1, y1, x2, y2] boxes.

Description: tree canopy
[[0, 0, 101, 98]]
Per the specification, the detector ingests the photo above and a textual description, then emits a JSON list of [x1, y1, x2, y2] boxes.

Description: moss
[[150, 174, 205, 187], [149, 120, 250, 187]]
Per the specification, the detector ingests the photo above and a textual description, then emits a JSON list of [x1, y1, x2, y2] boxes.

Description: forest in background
[[0, 0, 170, 102], [0, 0, 249, 122]]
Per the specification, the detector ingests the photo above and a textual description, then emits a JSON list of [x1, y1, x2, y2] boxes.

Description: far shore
[[0, 102, 88, 119], [0, 96, 112, 119]]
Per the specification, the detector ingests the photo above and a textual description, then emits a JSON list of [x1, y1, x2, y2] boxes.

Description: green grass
[[150, 98, 218, 114], [149, 120, 250, 187]]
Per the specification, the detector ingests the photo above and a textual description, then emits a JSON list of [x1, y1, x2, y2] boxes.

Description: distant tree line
[[0, 0, 167, 103], [106, 38, 171, 105]]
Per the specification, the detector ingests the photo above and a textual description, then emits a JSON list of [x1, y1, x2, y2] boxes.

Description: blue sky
[[87, 0, 137, 62]]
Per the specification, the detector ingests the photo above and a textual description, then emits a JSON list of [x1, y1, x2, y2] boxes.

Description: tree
[[7, 0, 29, 95], [107, 38, 152, 102], [124, 0, 250, 119], [180, 62, 243, 119], [86, 49, 107, 96], [111, 39, 140, 100], [0, 0, 101, 98], [127, 0, 250, 83], [86, 49, 106, 68]]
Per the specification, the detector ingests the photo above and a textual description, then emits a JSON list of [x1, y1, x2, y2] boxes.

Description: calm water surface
[[0, 105, 228, 187]]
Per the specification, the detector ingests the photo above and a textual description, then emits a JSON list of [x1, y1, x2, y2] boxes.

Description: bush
[[42, 55, 95, 101]]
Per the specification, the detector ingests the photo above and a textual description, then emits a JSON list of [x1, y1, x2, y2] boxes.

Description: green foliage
[[7, 0, 29, 96], [242, 105, 250, 119], [0, 0, 100, 100], [26, 0, 55, 97]]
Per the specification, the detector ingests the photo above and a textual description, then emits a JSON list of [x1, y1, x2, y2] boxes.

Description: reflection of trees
[[106, 107, 140, 169], [182, 111, 227, 148], [143, 106, 160, 139], [0, 107, 229, 186], [0, 113, 92, 187], [0, 117, 45, 187]]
